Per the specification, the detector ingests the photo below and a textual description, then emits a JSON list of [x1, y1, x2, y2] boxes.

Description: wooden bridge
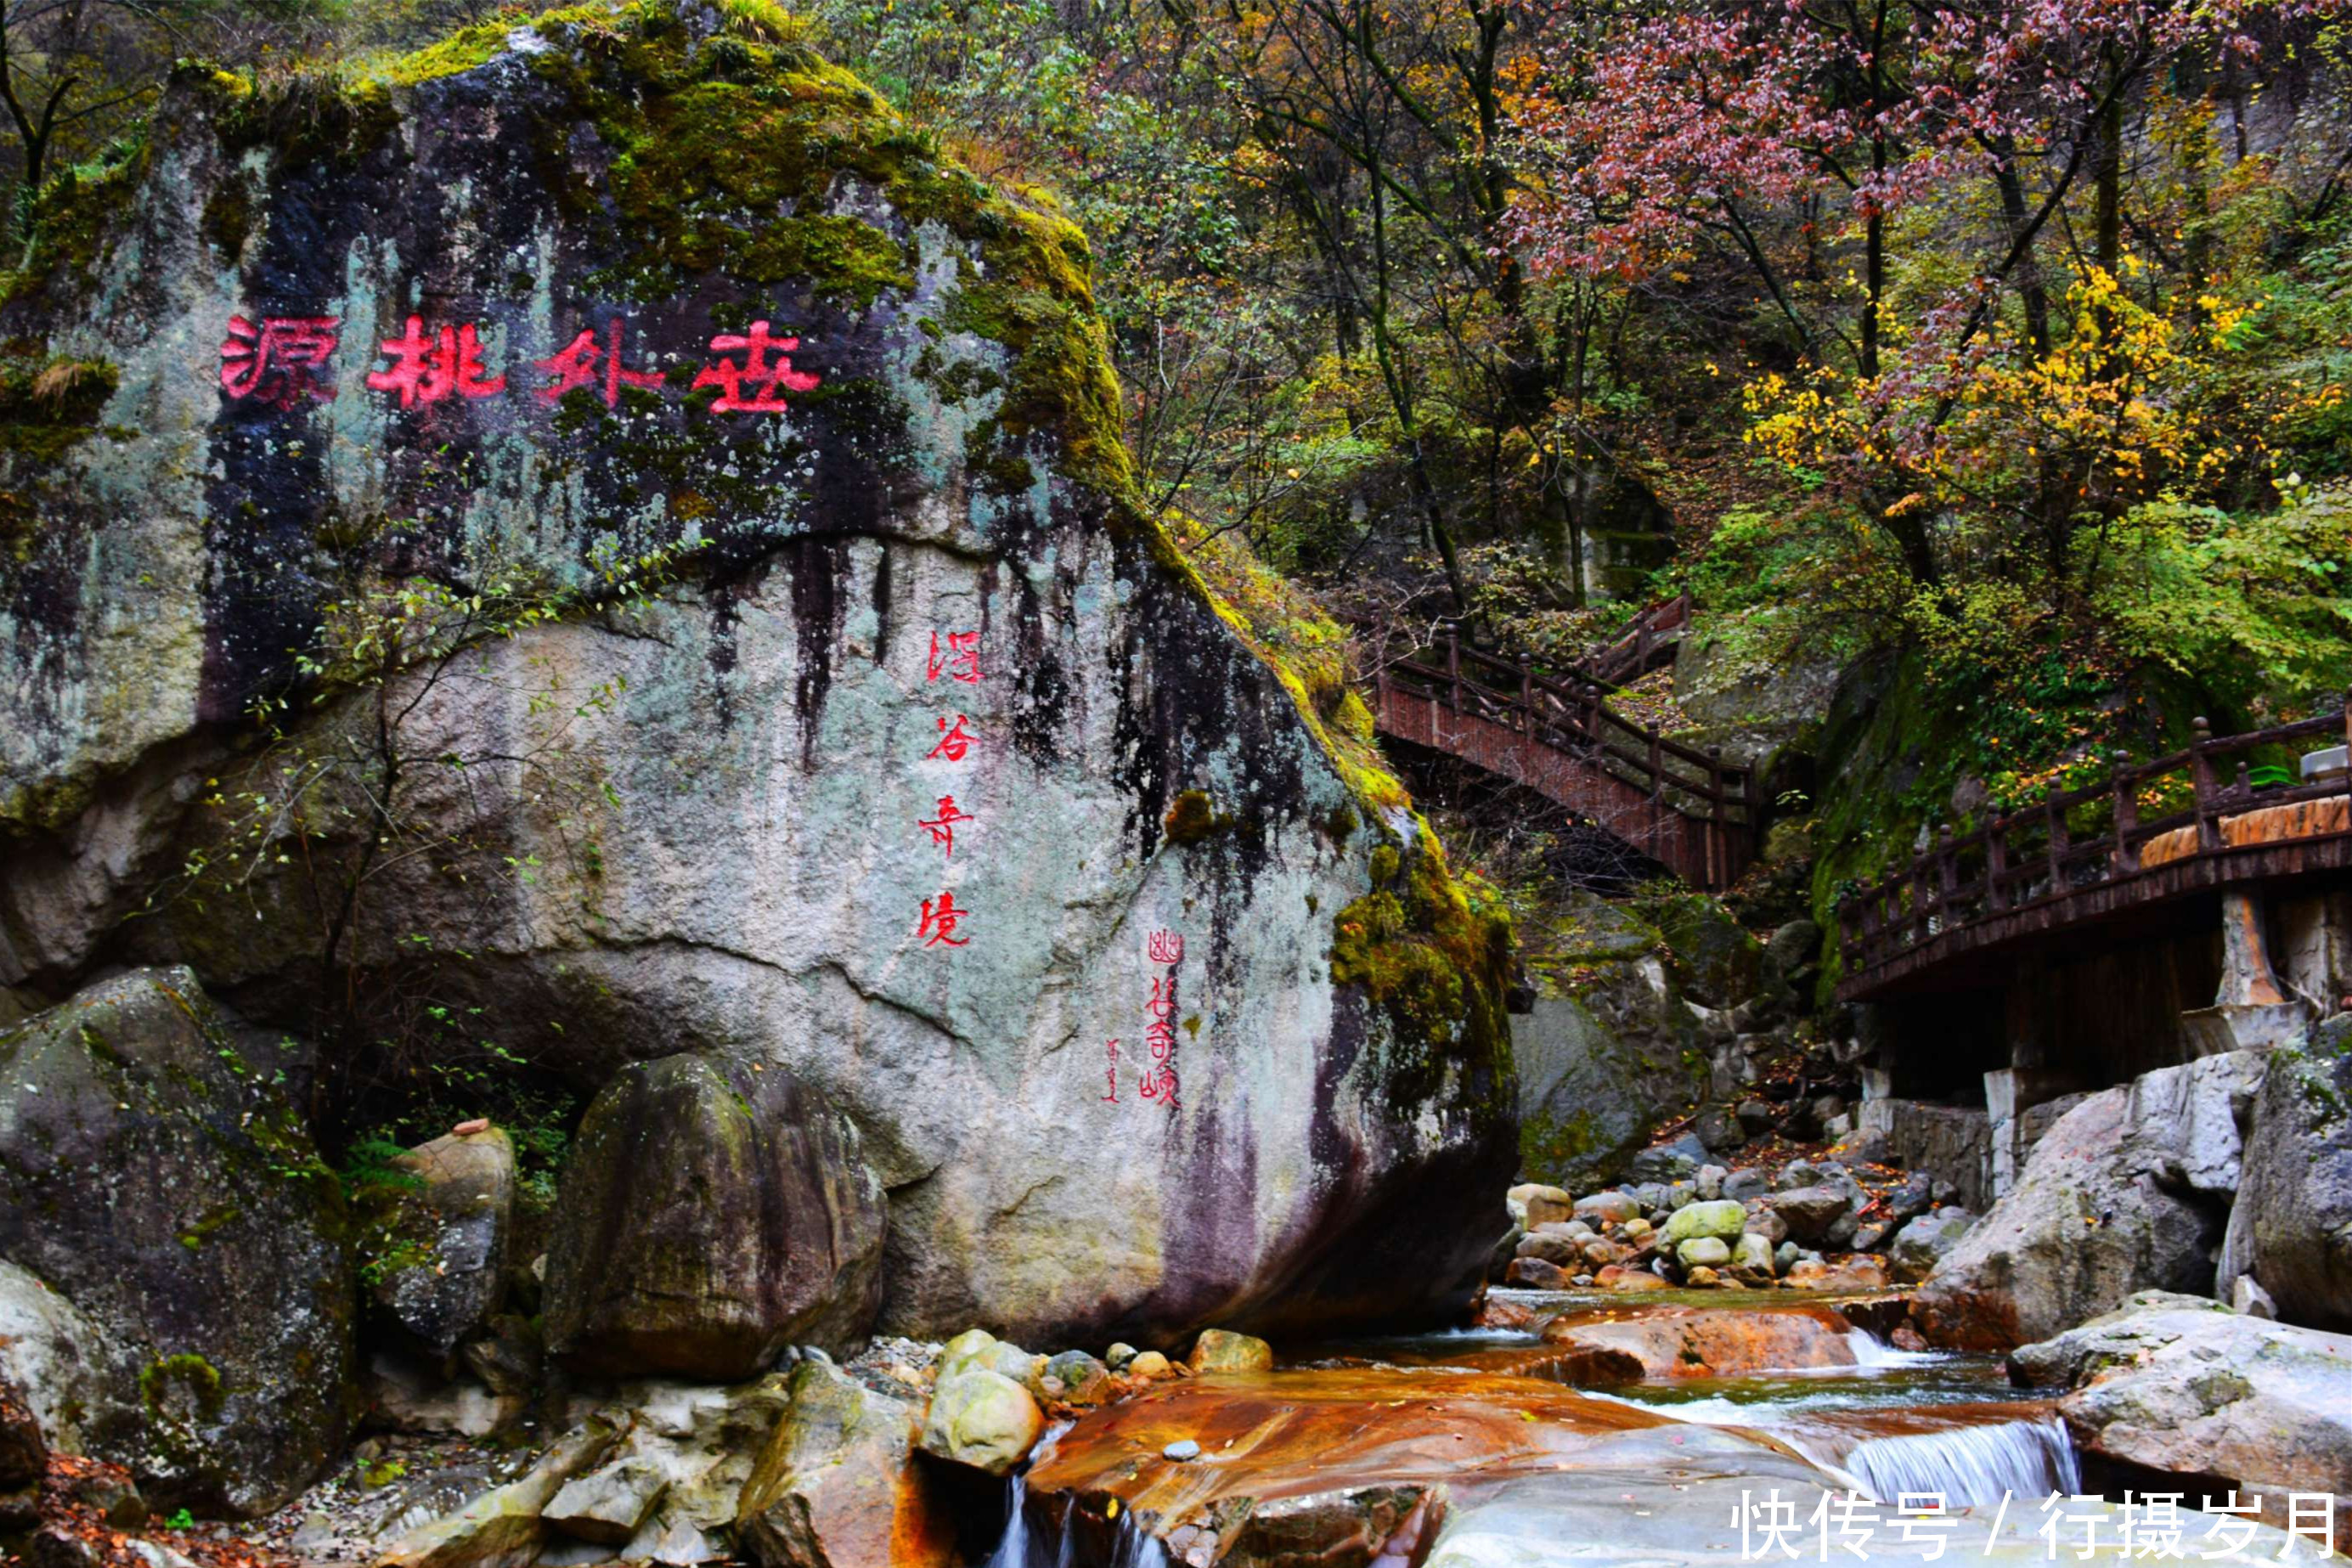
[[1836, 697, 2352, 1002], [1373, 626, 1758, 891]]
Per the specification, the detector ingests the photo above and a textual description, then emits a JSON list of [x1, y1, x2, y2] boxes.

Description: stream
[[983, 1289, 2093, 1568]]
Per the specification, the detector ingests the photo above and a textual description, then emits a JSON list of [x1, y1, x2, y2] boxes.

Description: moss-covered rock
[[542, 1055, 885, 1379], [0, 968, 353, 1516], [0, 0, 1513, 1346]]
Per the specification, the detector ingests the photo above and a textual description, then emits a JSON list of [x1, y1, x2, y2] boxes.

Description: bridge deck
[[1838, 699, 2352, 1001], [1373, 633, 1756, 892]]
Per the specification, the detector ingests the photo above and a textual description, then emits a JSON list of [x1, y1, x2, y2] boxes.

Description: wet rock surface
[[0, 968, 354, 1516], [0, 0, 1514, 1354]]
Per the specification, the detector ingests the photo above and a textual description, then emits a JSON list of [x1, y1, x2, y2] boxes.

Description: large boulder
[[916, 1369, 1045, 1477], [2011, 1292, 2352, 1543], [0, 1, 1514, 1348], [0, 969, 353, 1515], [543, 1056, 886, 1380], [2218, 1020, 2352, 1330], [1910, 1054, 2258, 1351], [736, 1361, 953, 1568], [1514, 894, 1706, 1192], [370, 1125, 517, 1358]]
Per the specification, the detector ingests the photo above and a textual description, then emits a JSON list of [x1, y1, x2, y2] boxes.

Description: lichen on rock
[[0, 0, 1514, 1351]]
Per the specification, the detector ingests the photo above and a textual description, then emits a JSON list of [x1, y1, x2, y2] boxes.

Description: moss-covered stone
[[0, 969, 353, 1517]]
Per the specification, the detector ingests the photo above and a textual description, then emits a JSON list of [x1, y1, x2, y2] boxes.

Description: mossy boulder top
[[0, 0, 1513, 1344]]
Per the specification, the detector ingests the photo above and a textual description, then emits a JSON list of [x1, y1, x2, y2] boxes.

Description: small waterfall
[[1839, 1417, 2081, 1509], [981, 1423, 1074, 1568], [1842, 1331, 1949, 1371]]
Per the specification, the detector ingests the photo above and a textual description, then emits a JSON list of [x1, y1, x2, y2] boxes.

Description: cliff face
[[0, 0, 1514, 1345]]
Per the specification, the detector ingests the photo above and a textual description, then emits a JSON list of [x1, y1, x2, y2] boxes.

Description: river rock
[[736, 1361, 953, 1568], [1676, 1237, 1731, 1270], [377, 1417, 623, 1568], [372, 1126, 516, 1359], [1505, 1258, 1569, 1289], [1627, 1136, 1712, 1185], [1572, 1192, 1642, 1227], [1187, 1329, 1273, 1373], [0, 0, 1514, 1351], [1768, 1187, 1852, 1242], [1890, 1208, 1974, 1284], [2011, 1291, 2352, 1542], [1515, 1232, 1582, 1266], [543, 1056, 884, 1381], [917, 1369, 1046, 1477], [1729, 1233, 1776, 1283], [1660, 1201, 1746, 1247], [1543, 1305, 1858, 1377], [1912, 1058, 2251, 1351], [2217, 1021, 2352, 1331], [1507, 1186, 1576, 1229], [1723, 1168, 1770, 1202], [0, 968, 353, 1516]]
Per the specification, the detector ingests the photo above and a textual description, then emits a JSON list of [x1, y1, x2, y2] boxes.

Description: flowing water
[[986, 1290, 2089, 1565]]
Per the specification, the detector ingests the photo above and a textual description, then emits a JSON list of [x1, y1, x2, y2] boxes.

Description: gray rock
[[2218, 1022, 2352, 1330], [0, 1259, 120, 1459], [1914, 1056, 2257, 1350], [1768, 1187, 1852, 1243], [372, 1127, 516, 1359], [1734, 1101, 1776, 1137], [1695, 1165, 1726, 1201], [1161, 1441, 1201, 1462], [1571, 1192, 1641, 1227], [378, 1418, 623, 1568], [1627, 1135, 1710, 1185], [1676, 1237, 1731, 1269], [1729, 1232, 1776, 1283], [0, 0, 1518, 1353], [2011, 1294, 2352, 1542], [1042, 1351, 1110, 1401], [0, 969, 353, 1515], [543, 1056, 886, 1380], [1889, 1208, 1975, 1284], [1515, 1232, 1582, 1266], [1774, 1241, 1801, 1273], [1723, 1168, 1770, 1203], [1850, 1221, 1888, 1252], [1885, 1174, 1936, 1224], [917, 1370, 1046, 1476]]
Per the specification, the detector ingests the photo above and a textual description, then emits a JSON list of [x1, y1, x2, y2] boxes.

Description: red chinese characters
[[1136, 932, 1184, 1111], [918, 795, 973, 860], [916, 892, 971, 948], [219, 315, 341, 406], [1102, 1037, 1121, 1103], [692, 321, 821, 414], [928, 630, 982, 685], [928, 713, 975, 763], [536, 319, 663, 408], [367, 317, 507, 408]]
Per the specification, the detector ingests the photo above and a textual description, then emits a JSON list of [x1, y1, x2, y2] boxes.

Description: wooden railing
[[1836, 694, 2352, 992], [1378, 629, 1758, 887], [1586, 594, 1691, 689]]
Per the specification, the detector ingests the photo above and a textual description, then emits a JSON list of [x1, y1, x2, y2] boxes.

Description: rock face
[[1911, 1055, 2256, 1351], [0, 2, 1514, 1345], [0, 968, 353, 1515], [1514, 894, 1706, 1192], [373, 1126, 516, 1358], [544, 1056, 886, 1379], [2218, 1022, 2352, 1331], [736, 1362, 952, 1568], [2011, 1292, 2352, 1542]]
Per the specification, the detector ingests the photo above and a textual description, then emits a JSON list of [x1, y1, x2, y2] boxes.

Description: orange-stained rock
[[1022, 1366, 1678, 1565], [1473, 1296, 1539, 1330], [1594, 1266, 1671, 1293], [1785, 1255, 1892, 1293], [1539, 1303, 1859, 1379], [736, 1362, 953, 1568]]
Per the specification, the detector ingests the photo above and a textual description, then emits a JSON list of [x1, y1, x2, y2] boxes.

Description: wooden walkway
[[1373, 628, 1757, 891], [1836, 697, 2352, 1001]]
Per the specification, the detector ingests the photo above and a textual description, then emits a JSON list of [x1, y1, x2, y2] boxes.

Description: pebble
[[1163, 1440, 1201, 1462]]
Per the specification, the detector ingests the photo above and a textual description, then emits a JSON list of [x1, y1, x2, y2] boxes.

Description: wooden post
[[1937, 825, 1958, 912], [1646, 724, 1663, 852], [2112, 753, 2140, 875], [1986, 821, 2010, 912], [1517, 656, 1533, 734], [1706, 746, 1725, 888], [2045, 798, 2069, 895], [2190, 717, 2220, 852], [1447, 629, 1462, 713]]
